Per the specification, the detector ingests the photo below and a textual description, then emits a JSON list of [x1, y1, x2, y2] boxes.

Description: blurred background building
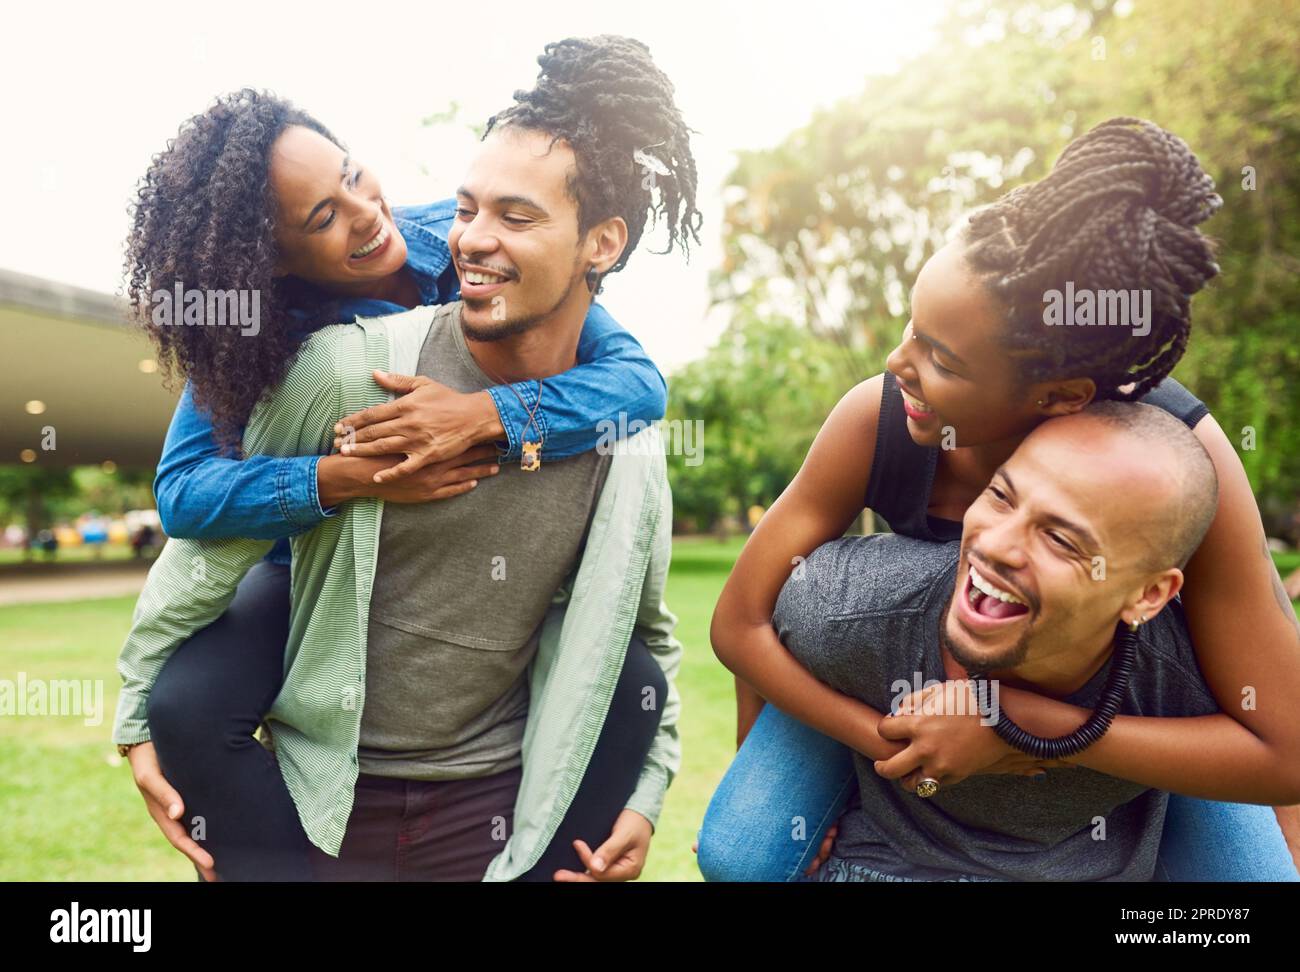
[[0, 269, 171, 573]]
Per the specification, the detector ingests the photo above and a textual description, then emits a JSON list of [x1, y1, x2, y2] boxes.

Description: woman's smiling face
[[884, 235, 1051, 449], [268, 125, 407, 289]]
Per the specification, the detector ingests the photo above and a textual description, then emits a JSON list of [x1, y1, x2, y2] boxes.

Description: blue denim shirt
[[153, 199, 668, 564]]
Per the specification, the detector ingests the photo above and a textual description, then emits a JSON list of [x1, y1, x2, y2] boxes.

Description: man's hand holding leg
[[127, 742, 218, 881], [553, 809, 653, 882]]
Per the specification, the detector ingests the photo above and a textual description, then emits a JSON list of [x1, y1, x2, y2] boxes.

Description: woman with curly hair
[[701, 117, 1300, 881], [119, 87, 674, 880]]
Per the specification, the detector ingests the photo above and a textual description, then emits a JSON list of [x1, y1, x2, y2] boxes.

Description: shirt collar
[[392, 209, 455, 305]]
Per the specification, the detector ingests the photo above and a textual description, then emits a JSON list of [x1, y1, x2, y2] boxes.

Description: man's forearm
[[113, 535, 271, 743], [624, 497, 684, 833], [999, 685, 1300, 804]]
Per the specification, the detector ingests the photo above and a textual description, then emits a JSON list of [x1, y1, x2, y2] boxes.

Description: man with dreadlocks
[[114, 34, 701, 881]]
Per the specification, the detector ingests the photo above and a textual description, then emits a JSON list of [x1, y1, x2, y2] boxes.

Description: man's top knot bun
[[484, 34, 701, 276]]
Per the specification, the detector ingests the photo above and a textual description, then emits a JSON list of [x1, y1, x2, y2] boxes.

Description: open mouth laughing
[[955, 561, 1032, 633], [897, 380, 937, 421]]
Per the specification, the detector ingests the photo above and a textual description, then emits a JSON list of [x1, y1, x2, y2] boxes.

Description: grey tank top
[[357, 302, 612, 780]]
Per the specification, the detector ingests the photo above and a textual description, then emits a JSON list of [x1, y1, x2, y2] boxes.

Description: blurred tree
[[62, 467, 155, 518], [664, 315, 846, 532], [684, 0, 1299, 532], [0, 465, 155, 542], [1083, 0, 1300, 533], [0, 467, 78, 544]]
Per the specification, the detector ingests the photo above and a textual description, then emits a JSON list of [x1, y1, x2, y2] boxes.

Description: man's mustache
[[458, 258, 518, 280]]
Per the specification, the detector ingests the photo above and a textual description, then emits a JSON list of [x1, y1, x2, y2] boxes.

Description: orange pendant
[[521, 441, 542, 472]]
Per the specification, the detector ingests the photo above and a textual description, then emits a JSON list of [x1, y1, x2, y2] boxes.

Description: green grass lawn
[[0, 536, 746, 882], [1, 538, 1295, 882]]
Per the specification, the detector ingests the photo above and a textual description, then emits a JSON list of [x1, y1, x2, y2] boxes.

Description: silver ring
[[915, 777, 941, 798]]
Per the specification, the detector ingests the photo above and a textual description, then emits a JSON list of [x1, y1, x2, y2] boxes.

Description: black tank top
[[864, 372, 1211, 542]]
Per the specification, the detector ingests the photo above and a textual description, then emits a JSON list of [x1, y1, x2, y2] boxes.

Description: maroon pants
[[308, 765, 524, 881]]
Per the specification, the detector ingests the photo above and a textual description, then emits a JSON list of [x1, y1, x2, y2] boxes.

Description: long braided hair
[[123, 89, 347, 449], [483, 35, 702, 279], [963, 117, 1222, 401]]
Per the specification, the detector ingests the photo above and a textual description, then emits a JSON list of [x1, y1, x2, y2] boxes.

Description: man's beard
[[939, 589, 1033, 675], [460, 272, 581, 343]]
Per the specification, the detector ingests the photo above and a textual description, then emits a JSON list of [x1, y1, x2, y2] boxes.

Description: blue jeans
[[697, 703, 1300, 882]]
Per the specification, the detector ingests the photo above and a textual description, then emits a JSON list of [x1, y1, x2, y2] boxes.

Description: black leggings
[[146, 559, 667, 881]]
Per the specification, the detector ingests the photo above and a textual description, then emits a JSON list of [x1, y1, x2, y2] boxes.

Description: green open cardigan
[[112, 304, 683, 881]]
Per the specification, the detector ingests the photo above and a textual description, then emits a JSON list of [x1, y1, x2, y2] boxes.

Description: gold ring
[[915, 777, 941, 798]]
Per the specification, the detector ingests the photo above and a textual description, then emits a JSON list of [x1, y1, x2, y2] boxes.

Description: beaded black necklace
[[968, 620, 1139, 760]]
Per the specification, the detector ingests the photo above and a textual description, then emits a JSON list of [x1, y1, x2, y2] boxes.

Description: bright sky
[[1, 0, 944, 372]]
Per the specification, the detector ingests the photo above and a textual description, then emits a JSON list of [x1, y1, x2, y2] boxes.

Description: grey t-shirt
[[773, 533, 1220, 881], [358, 302, 612, 780]]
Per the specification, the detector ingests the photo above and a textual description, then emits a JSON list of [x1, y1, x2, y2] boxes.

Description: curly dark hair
[[483, 35, 702, 283], [123, 88, 346, 450], [963, 116, 1223, 401]]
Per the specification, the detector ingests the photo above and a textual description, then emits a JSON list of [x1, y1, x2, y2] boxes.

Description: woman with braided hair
[[962, 118, 1220, 401], [703, 117, 1300, 881]]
